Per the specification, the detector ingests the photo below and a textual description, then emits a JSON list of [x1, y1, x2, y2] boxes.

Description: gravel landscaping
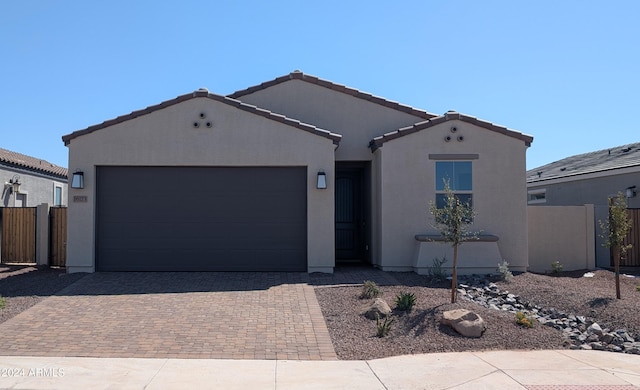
[[315, 269, 640, 360], [0, 265, 86, 324]]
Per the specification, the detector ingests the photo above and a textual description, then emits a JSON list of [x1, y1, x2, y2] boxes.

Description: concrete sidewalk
[[0, 350, 638, 389]]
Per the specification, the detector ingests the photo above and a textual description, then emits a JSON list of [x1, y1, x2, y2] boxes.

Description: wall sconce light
[[316, 171, 327, 189], [71, 171, 84, 189], [626, 185, 636, 199], [9, 174, 21, 193]]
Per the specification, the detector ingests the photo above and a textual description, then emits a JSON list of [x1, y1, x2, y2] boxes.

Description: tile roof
[[369, 111, 533, 151], [228, 70, 438, 120], [527, 142, 640, 183], [0, 148, 68, 179], [62, 90, 342, 146]]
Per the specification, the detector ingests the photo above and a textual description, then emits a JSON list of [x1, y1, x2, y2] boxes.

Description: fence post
[[36, 203, 50, 265]]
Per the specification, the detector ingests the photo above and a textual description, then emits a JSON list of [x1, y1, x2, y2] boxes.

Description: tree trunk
[[614, 246, 621, 299], [451, 245, 458, 303]]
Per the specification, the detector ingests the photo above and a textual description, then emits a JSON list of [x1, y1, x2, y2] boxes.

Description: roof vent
[[197, 87, 209, 92], [622, 147, 632, 153], [560, 167, 566, 171], [537, 171, 543, 178]]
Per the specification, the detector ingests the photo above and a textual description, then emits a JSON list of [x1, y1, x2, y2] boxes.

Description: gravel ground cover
[[0, 265, 86, 324], [315, 269, 640, 360]]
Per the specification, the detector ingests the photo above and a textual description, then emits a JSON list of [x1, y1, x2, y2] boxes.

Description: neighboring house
[[527, 142, 640, 267], [62, 71, 533, 274], [0, 148, 68, 208]]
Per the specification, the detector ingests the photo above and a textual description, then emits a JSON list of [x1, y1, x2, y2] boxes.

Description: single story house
[[62, 71, 533, 274], [527, 142, 640, 267], [1, 148, 68, 208]]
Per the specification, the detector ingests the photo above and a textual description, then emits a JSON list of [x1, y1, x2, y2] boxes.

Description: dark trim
[[62, 90, 342, 146], [429, 154, 479, 160], [415, 234, 499, 242]]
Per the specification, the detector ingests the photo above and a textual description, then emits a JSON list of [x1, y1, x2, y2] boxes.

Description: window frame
[[435, 160, 473, 209]]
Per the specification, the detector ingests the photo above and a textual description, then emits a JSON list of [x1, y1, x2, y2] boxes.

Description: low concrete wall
[[528, 205, 595, 273]]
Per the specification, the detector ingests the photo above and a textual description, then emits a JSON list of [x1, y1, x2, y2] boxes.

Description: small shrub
[[497, 260, 514, 283], [550, 261, 563, 274], [515, 311, 537, 328], [394, 292, 417, 311], [375, 314, 395, 337], [360, 280, 383, 299], [428, 256, 449, 282], [0, 296, 5, 310], [636, 285, 640, 292]]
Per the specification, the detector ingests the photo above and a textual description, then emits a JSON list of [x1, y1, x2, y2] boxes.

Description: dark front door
[[335, 165, 366, 262]]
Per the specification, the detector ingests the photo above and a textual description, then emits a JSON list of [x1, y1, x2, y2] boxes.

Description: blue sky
[[1, 1, 638, 170]]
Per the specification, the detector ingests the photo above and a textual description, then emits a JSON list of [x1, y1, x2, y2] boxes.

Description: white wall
[[66, 97, 336, 273]]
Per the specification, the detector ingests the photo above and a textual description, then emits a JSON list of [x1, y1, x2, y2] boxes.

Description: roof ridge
[[62, 90, 342, 146], [228, 71, 438, 120], [0, 147, 68, 178], [369, 110, 533, 151]]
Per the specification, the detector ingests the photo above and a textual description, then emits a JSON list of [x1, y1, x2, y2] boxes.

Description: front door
[[335, 164, 366, 262]]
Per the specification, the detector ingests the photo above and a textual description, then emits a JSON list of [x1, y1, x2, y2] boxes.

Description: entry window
[[54, 186, 63, 206], [435, 161, 472, 208]]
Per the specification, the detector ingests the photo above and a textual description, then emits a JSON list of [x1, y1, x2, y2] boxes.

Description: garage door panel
[[97, 166, 307, 272]]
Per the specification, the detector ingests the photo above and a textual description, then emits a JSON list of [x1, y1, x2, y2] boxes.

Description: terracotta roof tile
[[0, 148, 68, 179], [369, 111, 533, 151], [527, 142, 640, 183], [62, 91, 342, 146], [228, 71, 438, 120]]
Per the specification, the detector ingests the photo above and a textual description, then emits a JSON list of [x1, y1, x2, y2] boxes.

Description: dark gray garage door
[[96, 166, 307, 271]]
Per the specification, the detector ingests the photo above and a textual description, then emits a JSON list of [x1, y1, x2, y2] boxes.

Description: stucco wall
[[66, 97, 336, 273], [527, 205, 596, 272], [234, 80, 428, 162], [1, 167, 67, 207], [375, 120, 529, 273], [528, 171, 639, 266]]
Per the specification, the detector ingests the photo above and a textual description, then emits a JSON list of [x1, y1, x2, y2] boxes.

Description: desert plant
[[550, 261, 563, 274], [429, 180, 477, 303], [497, 260, 514, 283], [394, 292, 417, 311], [428, 256, 449, 282], [0, 296, 5, 310], [599, 192, 633, 299], [375, 314, 395, 337], [636, 285, 640, 292], [515, 311, 536, 328], [360, 280, 383, 299]]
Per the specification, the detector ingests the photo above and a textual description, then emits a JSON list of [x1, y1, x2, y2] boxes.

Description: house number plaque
[[73, 195, 88, 203]]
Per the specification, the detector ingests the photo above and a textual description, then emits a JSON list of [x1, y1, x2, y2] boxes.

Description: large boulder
[[441, 309, 486, 338], [361, 298, 392, 320]]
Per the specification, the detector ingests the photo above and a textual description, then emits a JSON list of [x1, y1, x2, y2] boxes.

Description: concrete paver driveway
[[0, 272, 336, 360]]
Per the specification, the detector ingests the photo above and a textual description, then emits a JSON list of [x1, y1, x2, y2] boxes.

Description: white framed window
[[528, 189, 546, 204], [54, 186, 63, 206], [435, 161, 473, 208]]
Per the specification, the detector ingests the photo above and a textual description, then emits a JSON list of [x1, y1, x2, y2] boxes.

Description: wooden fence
[[49, 207, 67, 267], [1, 207, 37, 263], [622, 208, 640, 266]]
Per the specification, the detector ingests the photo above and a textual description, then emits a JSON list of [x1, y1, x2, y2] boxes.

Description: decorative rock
[[456, 274, 640, 355], [441, 309, 486, 338], [361, 298, 392, 320], [588, 323, 603, 336]]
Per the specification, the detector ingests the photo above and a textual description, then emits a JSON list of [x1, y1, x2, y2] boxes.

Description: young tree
[[429, 181, 477, 303], [599, 192, 633, 299]]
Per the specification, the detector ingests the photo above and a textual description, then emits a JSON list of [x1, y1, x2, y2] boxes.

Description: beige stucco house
[[62, 71, 533, 274]]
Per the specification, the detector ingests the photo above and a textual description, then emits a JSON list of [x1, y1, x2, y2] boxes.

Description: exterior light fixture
[[316, 171, 327, 189], [626, 185, 636, 199], [71, 171, 84, 189], [9, 175, 20, 193]]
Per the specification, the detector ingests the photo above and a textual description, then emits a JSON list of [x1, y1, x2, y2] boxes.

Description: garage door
[[96, 166, 307, 271]]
